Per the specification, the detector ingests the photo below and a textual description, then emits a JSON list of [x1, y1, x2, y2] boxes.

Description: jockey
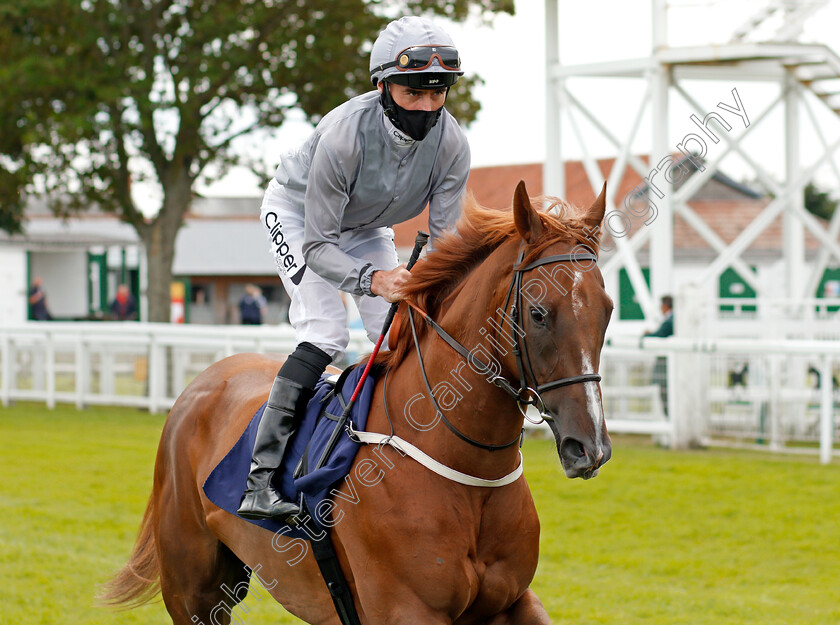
[[238, 15, 471, 521]]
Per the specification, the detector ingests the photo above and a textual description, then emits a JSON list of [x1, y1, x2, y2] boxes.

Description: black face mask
[[380, 83, 443, 142]]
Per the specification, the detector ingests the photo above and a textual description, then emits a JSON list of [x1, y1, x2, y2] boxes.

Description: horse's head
[[510, 181, 613, 479]]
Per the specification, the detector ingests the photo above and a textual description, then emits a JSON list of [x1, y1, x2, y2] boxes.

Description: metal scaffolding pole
[[784, 74, 806, 300], [545, 0, 840, 318], [544, 0, 564, 199], [650, 0, 673, 305]]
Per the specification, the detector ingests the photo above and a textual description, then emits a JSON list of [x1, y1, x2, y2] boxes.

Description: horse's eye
[[530, 307, 547, 326]]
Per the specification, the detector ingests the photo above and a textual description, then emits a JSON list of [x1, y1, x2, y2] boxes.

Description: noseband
[[405, 246, 602, 451]]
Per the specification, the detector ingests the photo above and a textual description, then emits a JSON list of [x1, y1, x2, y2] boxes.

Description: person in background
[[28, 277, 52, 321], [110, 284, 138, 320], [644, 295, 674, 338], [643, 295, 674, 416], [239, 284, 267, 325]]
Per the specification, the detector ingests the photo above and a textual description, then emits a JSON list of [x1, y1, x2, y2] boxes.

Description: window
[[618, 267, 650, 320], [719, 267, 756, 313]]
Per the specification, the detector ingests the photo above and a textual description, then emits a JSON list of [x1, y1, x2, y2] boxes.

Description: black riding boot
[[237, 342, 332, 522], [236, 376, 307, 521]]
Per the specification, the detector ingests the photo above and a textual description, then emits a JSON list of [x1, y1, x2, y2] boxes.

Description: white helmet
[[369, 16, 463, 88]]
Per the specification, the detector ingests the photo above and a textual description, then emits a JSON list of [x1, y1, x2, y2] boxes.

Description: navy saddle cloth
[[203, 365, 376, 539]]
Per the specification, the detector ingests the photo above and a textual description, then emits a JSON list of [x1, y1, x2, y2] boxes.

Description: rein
[[347, 367, 524, 487], [347, 246, 604, 488], [508, 249, 603, 405], [403, 247, 602, 450]]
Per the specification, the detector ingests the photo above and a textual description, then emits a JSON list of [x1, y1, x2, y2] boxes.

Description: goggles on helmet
[[370, 45, 461, 77]]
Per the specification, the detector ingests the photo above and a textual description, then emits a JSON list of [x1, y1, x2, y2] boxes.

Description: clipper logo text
[[264, 212, 307, 285]]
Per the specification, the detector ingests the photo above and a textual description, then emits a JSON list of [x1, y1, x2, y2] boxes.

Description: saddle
[[202, 364, 377, 539]]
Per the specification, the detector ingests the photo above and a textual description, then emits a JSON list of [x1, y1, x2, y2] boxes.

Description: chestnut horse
[[103, 181, 613, 624]]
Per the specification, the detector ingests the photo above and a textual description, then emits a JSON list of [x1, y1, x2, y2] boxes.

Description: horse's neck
[[386, 241, 524, 478]]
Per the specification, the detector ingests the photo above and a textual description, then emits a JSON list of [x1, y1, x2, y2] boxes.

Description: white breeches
[[260, 180, 398, 361]]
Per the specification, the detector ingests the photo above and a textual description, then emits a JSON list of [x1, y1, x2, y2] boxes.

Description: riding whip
[[314, 230, 429, 470]]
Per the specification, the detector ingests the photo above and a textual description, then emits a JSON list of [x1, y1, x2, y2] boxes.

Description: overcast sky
[[174, 0, 840, 205]]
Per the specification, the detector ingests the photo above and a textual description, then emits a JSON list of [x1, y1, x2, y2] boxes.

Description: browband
[[515, 251, 597, 273]]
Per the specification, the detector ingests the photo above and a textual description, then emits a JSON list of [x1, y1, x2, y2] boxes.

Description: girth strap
[[299, 510, 362, 625]]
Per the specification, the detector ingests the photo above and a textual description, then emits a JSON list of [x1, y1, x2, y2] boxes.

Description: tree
[[804, 181, 838, 221], [0, 0, 514, 321]]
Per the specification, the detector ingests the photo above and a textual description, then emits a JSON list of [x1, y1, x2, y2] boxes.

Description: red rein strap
[[348, 333, 385, 404], [346, 232, 430, 406]]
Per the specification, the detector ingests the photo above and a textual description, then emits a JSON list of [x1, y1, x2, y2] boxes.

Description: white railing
[[601, 349, 672, 436], [2, 322, 838, 463], [0, 322, 374, 414], [604, 335, 840, 464]]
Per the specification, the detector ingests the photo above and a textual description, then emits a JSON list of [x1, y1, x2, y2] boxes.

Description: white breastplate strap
[[348, 427, 523, 488]]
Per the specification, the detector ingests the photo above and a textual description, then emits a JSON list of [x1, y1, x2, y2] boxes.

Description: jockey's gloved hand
[[371, 265, 411, 303]]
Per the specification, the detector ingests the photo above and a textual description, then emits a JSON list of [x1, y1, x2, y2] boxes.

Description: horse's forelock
[[520, 208, 600, 270]]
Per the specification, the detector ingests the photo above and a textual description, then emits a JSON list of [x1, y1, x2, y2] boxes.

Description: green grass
[[2, 402, 839, 624]]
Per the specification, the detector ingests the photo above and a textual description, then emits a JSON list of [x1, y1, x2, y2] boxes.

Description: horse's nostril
[[559, 438, 587, 463], [557, 436, 612, 478]]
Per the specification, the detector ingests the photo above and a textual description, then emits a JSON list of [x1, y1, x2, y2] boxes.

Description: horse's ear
[[584, 182, 607, 229], [513, 180, 543, 243]]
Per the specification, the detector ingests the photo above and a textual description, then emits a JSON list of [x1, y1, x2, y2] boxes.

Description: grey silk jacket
[[271, 90, 471, 296]]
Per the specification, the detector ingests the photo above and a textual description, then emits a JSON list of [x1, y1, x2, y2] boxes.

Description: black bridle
[[405, 246, 602, 452]]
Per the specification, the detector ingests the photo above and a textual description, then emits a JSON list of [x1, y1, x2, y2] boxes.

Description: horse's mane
[[373, 193, 599, 369]]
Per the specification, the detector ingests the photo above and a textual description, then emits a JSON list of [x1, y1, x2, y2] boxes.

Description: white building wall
[[607, 259, 804, 338], [30, 251, 89, 318], [0, 247, 28, 325]]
